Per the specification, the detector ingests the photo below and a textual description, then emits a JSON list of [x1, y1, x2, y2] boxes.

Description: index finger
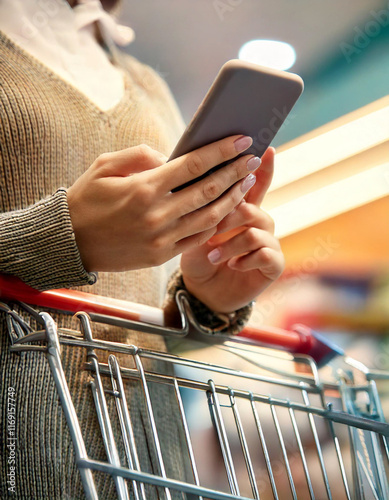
[[157, 135, 253, 192], [245, 147, 275, 206]]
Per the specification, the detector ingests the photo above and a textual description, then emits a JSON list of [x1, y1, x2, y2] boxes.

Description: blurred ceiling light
[[238, 39, 296, 70], [269, 162, 389, 238], [272, 102, 389, 191], [262, 96, 389, 238]]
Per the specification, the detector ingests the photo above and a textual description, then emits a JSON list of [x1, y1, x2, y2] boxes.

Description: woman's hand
[[67, 135, 259, 272], [180, 147, 285, 313]]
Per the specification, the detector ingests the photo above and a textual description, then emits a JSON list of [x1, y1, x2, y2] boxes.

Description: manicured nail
[[234, 136, 253, 153], [241, 173, 256, 193], [247, 156, 262, 171], [207, 248, 221, 264]]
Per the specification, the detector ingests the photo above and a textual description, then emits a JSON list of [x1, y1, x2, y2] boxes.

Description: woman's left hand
[[180, 147, 285, 313]]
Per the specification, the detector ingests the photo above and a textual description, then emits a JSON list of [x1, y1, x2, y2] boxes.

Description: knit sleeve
[[0, 188, 97, 291]]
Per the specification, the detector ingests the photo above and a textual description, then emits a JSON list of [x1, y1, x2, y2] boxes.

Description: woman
[[0, 0, 284, 497]]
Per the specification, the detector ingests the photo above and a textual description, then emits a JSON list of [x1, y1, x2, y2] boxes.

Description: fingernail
[[207, 248, 221, 264], [247, 156, 262, 171], [241, 173, 256, 193], [234, 136, 253, 153]]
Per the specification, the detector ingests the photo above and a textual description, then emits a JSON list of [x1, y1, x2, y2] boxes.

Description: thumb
[[95, 145, 168, 177]]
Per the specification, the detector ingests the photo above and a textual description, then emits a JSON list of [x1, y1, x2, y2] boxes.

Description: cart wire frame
[[3, 295, 389, 500]]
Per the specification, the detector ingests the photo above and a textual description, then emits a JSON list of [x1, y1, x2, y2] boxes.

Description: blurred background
[[119, 0, 389, 367], [120, 0, 388, 133]]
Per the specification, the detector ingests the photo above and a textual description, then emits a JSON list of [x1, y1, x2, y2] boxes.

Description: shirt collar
[[74, 0, 135, 46], [0, 0, 134, 48]]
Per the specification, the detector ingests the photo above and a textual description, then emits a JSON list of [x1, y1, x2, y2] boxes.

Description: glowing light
[[268, 163, 389, 238], [262, 98, 389, 238], [272, 103, 389, 191], [238, 39, 296, 71]]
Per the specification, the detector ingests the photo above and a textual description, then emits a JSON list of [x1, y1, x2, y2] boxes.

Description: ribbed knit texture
[[0, 188, 97, 289], [0, 31, 189, 499]]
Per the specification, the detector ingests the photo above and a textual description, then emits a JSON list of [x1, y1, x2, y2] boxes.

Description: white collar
[[74, 0, 134, 46], [0, 0, 135, 111]]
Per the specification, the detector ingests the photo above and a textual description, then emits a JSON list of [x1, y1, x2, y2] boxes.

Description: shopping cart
[[1, 273, 389, 500]]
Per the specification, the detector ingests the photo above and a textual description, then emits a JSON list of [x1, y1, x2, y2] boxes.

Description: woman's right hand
[[67, 135, 260, 272]]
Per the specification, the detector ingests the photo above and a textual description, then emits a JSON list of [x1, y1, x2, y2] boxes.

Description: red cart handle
[[0, 274, 164, 325], [0, 274, 342, 365]]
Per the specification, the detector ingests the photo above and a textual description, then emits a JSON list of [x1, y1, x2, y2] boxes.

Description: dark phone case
[[170, 59, 304, 192]]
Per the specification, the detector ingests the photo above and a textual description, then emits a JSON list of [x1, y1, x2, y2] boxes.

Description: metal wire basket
[[2, 275, 389, 500]]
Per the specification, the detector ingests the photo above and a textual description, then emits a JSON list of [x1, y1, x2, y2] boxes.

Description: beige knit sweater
[[0, 31, 189, 499]]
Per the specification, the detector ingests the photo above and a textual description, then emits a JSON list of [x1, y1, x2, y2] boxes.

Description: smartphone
[[170, 59, 304, 191]]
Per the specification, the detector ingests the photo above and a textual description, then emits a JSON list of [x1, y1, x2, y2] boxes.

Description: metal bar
[[348, 427, 364, 500], [133, 352, 172, 500], [78, 458, 251, 500], [88, 373, 129, 499], [78, 314, 129, 500], [133, 351, 317, 392], [250, 396, 279, 499], [356, 450, 380, 500], [382, 434, 389, 463], [108, 355, 147, 500], [270, 402, 298, 500], [172, 379, 203, 500], [207, 380, 240, 496], [90, 362, 389, 437], [367, 381, 389, 463], [58, 335, 378, 395], [40, 313, 99, 500], [88, 312, 186, 338], [352, 427, 389, 500], [301, 390, 332, 499], [58, 332, 342, 391], [370, 431, 389, 500], [326, 405, 352, 500], [58, 335, 320, 392], [216, 344, 317, 386], [340, 378, 389, 500], [288, 406, 315, 499], [228, 389, 260, 499]]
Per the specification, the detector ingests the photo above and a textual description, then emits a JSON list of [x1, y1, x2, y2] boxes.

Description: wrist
[[165, 269, 253, 335]]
